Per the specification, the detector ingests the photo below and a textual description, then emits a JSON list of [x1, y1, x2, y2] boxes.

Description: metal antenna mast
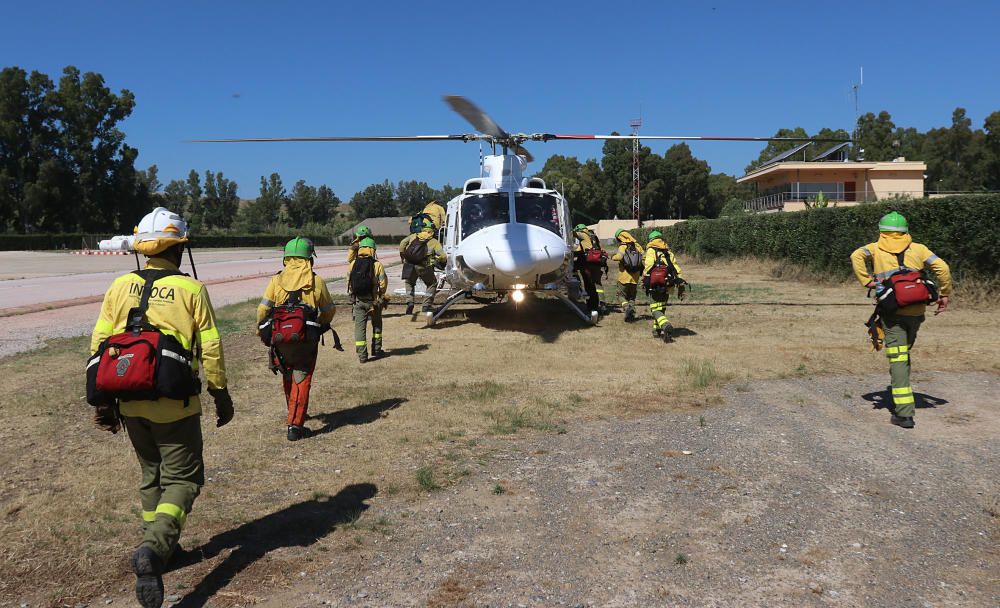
[[630, 116, 642, 225]]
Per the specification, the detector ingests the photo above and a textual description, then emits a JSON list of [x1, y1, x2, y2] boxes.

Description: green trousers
[[881, 313, 924, 418], [124, 414, 204, 563], [649, 290, 671, 334], [405, 266, 437, 310], [353, 298, 383, 360], [617, 283, 637, 309]]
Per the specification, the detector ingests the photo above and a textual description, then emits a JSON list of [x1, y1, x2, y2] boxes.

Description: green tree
[[201, 170, 238, 229], [395, 180, 437, 216], [184, 169, 203, 227], [249, 173, 286, 231], [286, 180, 317, 227], [856, 111, 896, 161], [350, 179, 396, 219], [314, 184, 340, 224], [984, 111, 1000, 190], [662, 143, 711, 219]]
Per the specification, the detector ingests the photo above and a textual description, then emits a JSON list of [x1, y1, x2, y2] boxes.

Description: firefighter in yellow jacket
[[422, 199, 446, 237], [572, 223, 606, 316], [611, 228, 645, 322], [257, 237, 336, 441], [349, 237, 389, 362], [399, 218, 446, 314], [89, 207, 232, 608], [642, 230, 686, 342], [347, 224, 372, 263], [850, 211, 952, 428]]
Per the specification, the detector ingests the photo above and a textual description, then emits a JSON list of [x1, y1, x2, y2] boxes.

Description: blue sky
[[4, 0, 999, 199]]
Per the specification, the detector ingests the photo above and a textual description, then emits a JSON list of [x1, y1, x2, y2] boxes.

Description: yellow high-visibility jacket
[[850, 232, 952, 316], [642, 238, 684, 280], [611, 231, 645, 285], [573, 229, 599, 253], [348, 249, 388, 300], [90, 257, 227, 423], [256, 258, 336, 327], [422, 202, 446, 233], [399, 229, 445, 268], [347, 236, 360, 263]]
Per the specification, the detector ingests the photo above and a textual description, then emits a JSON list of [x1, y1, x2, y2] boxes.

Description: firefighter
[[572, 223, 606, 316], [642, 230, 686, 342], [850, 211, 952, 429], [422, 199, 446, 238], [611, 228, 645, 322], [89, 207, 233, 608], [257, 237, 336, 441], [347, 224, 372, 263], [399, 217, 446, 314], [349, 237, 388, 362]]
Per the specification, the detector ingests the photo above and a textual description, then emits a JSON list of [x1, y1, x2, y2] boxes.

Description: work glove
[[677, 283, 687, 301], [94, 404, 120, 434], [208, 387, 234, 428], [934, 295, 950, 316]]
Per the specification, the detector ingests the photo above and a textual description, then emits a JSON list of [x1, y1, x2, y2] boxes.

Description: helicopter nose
[[461, 224, 568, 278]]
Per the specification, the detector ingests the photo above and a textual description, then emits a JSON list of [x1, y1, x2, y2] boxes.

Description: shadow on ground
[[431, 297, 592, 343], [310, 398, 406, 435], [863, 388, 950, 411], [171, 483, 377, 608], [385, 343, 429, 357]]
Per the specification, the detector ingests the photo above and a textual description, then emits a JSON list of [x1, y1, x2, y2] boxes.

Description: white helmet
[[132, 207, 189, 255]]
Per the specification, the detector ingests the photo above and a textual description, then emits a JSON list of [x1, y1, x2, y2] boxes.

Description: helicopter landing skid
[[427, 290, 470, 326], [555, 292, 597, 325]]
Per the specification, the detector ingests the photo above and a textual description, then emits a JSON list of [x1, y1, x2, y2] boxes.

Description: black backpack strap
[[894, 245, 911, 270], [288, 289, 302, 305], [128, 269, 182, 331]]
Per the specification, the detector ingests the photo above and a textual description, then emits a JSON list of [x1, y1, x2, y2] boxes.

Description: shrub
[[659, 195, 1000, 281]]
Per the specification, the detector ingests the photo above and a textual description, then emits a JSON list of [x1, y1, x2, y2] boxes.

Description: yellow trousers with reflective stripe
[[649, 293, 670, 333], [123, 414, 204, 562], [881, 313, 924, 418]]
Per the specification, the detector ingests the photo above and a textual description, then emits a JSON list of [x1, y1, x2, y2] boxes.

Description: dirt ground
[[1, 257, 997, 608]]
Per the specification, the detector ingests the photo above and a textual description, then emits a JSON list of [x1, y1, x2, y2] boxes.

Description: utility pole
[[630, 117, 642, 226]]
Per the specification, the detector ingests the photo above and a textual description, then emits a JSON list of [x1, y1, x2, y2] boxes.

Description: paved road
[[0, 249, 354, 357]]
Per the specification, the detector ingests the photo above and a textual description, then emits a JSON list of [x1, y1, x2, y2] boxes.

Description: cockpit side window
[[514, 193, 561, 235], [460, 193, 510, 239]]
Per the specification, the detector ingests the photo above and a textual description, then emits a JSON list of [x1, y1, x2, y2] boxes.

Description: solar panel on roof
[[811, 141, 850, 161], [760, 141, 813, 168]]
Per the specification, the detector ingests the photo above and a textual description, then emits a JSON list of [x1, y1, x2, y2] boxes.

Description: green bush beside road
[[652, 195, 1000, 280]]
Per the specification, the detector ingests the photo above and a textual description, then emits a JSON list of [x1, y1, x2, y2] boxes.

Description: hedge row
[[654, 195, 1000, 280], [0, 233, 414, 251]]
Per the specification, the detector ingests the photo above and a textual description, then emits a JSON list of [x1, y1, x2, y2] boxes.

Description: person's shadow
[[863, 387, 949, 411], [171, 483, 377, 607], [310, 398, 406, 435]]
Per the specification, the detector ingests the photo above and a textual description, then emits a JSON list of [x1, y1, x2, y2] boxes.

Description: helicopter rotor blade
[[539, 134, 850, 143], [443, 96, 508, 138], [189, 135, 478, 143], [513, 144, 533, 163]]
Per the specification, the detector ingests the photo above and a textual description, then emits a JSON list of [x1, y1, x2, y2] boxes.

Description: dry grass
[[1, 255, 999, 606]]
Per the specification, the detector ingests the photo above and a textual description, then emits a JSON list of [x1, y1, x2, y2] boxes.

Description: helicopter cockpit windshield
[[461, 193, 509, 239], [514, 193, 561, 235]]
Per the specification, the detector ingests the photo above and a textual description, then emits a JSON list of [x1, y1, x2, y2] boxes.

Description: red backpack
[[647, 248, 679, 292], [875, 250, 938, 313], [259, 290, 322, 346], [86, 270, 201, 406]]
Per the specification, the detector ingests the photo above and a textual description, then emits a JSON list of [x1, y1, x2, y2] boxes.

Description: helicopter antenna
[[479, 141, 484, 177], [852, 66, 863, 159]]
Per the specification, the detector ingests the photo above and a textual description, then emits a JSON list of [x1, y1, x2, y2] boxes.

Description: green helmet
[[359, 237, 376, 249], [283, 236, 315, 259], [647, 230, 663, 241], [355, 225, 372, 238], [615, 228, 626, 239], [574, 223, 588, 231], [423, 218, 436, 229], [878, 211, 909, 233]]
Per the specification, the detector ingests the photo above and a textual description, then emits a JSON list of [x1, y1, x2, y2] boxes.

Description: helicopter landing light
[[512, 283, 527, 290], [511, 289, 526, 303]]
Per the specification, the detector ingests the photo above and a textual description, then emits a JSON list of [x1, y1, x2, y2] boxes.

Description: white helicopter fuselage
[[440, 154, 574, 294]]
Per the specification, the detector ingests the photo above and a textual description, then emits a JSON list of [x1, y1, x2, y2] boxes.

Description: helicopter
[[195, 96, 846, 325]]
